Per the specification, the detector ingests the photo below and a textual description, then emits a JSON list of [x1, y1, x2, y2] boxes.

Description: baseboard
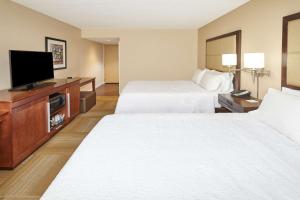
[[96, 82, 104, 88]]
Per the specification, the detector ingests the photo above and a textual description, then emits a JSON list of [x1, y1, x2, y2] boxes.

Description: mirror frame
[[282, 12, 300, 90], [206, 30, 241, 90]]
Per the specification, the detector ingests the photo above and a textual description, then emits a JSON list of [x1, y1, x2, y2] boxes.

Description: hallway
[[96, 83, 119, 96]]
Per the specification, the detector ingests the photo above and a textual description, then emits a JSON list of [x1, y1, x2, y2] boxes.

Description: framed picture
[[45, 37, 67, 70]]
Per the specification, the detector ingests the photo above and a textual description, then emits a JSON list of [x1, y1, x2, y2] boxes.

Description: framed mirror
[[206, 30, 241, 90], [282, 12, 300, 90]]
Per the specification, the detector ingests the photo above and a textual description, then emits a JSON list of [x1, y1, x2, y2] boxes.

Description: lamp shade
[[244, 53, 265, 69], [222, 54, 237, 66]]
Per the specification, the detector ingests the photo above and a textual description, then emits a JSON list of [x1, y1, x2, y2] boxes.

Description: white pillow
[[199, 71, 222, 91], [254, 88, 300, 143], [208, 70, 234, 93], [192, 69, 206, 84], [282, 87, 300, 97], [257, 88, 280, 111]]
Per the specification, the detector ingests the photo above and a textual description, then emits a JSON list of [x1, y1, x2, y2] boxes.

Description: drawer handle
[[46, 102, 50, 133], [67, 93, 70, 118]]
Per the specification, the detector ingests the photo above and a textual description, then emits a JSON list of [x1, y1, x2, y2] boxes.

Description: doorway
[[104, 44, 119, 83]]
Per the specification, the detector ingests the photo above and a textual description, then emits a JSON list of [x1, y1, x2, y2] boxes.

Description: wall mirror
[[282, 12, 300, 89], [206, 30, 241, 90]]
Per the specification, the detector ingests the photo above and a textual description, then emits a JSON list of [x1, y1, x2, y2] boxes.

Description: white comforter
[[115, 81, 219, 113], [42, 114, 300, 200]]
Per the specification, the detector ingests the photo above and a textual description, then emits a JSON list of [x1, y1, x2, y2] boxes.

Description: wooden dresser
[[0, 78, 80, 169]]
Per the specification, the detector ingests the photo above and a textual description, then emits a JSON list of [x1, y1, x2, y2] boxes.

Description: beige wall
[[82, 29, 198, 90], [198, 0, 300, 98], [0, 0, 104, 90], [79, 41, 104, 90], [104, 45, 119, 83]]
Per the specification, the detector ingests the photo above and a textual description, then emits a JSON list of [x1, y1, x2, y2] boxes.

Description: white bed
[[42, 113, 300, 200], [115, 31, 240, 114], [115, 80, 219, 113]]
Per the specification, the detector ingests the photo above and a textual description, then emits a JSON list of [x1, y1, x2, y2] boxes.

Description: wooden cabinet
[[67, 84, 80, 119], [12, 98, 48, 164], [0, 79, 81, 169], [0, 112, 11, 167]]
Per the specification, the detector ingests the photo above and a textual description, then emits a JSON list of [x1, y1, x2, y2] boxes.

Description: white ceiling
[[12, 0, 249, 29], [89, 37, 120, 45]]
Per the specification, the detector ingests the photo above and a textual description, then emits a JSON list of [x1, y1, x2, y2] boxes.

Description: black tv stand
[[9, 82, 56, 91]]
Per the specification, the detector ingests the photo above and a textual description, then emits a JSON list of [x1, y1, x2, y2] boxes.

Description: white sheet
[[115, 81, 220, 113], [42, 114, 300, 200]]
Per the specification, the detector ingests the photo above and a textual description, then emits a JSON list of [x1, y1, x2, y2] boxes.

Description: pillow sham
[[256, 88, 280, 111], [199, 71, 222, 91], [192, 69, 206, 84], [208, 70, 234, 93], [282, 87, 300, 97], [253, 88, 300, 144]]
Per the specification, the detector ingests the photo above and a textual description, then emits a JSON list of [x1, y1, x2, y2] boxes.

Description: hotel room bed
[[115, 30, 241, 114], [41, 24, 300, 199], [115, 80, 218, 113], [42, 87, 300, 200]]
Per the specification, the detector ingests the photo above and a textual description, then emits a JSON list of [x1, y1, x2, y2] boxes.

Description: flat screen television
[[10, 50, 54, 89]]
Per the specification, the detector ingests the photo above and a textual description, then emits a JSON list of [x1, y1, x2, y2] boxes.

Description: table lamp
[[243, 53, 270, 98], [222, 54, 237, 72]]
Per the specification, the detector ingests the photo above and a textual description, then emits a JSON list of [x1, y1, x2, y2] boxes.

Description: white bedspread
[[115, 81, 219, 113], [42, 114, 300, 200]]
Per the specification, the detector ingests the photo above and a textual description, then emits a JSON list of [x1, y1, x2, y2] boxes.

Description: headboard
[[282, 12, 300, 90], [206, 30, 241, 90]]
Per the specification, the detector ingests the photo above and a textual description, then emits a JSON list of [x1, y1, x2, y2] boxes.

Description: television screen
[[10, 50, 54, 88]]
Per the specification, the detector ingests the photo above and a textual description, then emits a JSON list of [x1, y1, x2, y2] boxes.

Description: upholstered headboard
[[206, 30, 241, 90], [282, 12, 300, 90]]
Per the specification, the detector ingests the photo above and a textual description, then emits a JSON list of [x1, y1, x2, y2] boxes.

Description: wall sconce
[[243, 53, 270, 98], [222, 54, 237, 73]]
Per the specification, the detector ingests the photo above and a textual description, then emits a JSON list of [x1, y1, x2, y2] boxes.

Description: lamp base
[[242, 68, 270, 99]]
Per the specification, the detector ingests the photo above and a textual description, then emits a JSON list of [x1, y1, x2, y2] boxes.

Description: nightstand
[[218, 94, 261, 113]]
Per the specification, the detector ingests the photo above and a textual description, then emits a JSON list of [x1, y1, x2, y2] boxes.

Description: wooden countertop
[[79, 77, 95, 86], [0, 110, 8, 121], [0, 110, 8, 117], [0, 78, 80, 103], [78, 77, 96, 91], [218, 93, 261, 113], [228, 96, 260, 107]]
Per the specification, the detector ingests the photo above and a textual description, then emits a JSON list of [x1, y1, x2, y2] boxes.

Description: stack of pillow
[[192, 68, 234, 93], [251, 87, 300, 144]]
